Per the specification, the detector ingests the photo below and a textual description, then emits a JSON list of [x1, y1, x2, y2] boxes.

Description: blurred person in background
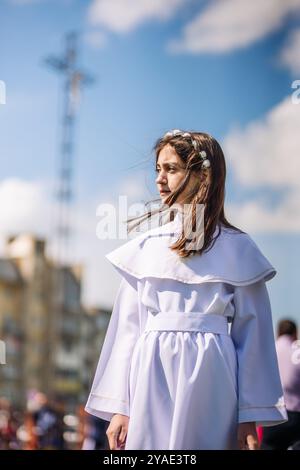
[[261, 319, 300, 450], [0, 398, 22, 449], [81, 414, 109, 450], [26, 392, 65, 450]]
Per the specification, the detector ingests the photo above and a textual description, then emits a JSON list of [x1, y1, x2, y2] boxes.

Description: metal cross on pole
[[45, 31, 94, 265]]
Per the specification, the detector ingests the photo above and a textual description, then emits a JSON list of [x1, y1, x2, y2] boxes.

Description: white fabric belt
[[145, 311, 229, 335]]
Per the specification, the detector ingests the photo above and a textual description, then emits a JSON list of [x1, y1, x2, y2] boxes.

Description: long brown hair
[[127, 130, 243, 258]]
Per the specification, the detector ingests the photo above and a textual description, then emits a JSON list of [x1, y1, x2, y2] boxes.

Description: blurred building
[[0, 258, 24, 407], [49, 264, 83, 407], [0, 234, 111, 412], [5, 235, 52, 401], [80, 306, 110, 403]]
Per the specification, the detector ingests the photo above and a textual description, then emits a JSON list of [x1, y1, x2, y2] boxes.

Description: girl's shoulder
[[217, 224, 266, 257], [105, 221, 276, 288]]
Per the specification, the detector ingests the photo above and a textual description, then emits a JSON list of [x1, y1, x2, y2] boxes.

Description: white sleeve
[[85, 273, 140, 422], [230, 280, 288, 426]]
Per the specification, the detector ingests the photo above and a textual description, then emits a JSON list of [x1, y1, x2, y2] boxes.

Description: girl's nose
[[156, 172, 167, 184]]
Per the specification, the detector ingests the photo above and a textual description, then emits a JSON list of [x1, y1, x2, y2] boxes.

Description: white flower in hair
[[202, 159, 211, 168], [200, 150, 207, 159], [164, 129, 183, 138], [191, 140, 198, 150]]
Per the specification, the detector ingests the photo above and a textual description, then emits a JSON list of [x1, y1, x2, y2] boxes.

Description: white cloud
[[227, 189, 300, 233], [279, 28, 300, 76], [223, 96, 300, 187], [88, 0, 187, 33], [0, 179, 51, 237], [168, 0, 300, 54], [223, 96, 300, 233]]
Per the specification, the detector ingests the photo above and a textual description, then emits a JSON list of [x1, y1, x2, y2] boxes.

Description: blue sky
[[0, 0, 300, 327]]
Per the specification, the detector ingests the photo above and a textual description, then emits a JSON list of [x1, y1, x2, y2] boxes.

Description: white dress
[[85, 212, 287, 450]]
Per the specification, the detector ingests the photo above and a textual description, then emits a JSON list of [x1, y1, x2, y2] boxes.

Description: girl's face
[[155, 144, 198, 205]]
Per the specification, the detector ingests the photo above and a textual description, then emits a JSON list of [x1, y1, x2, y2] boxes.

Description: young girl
[[85, 130, 287, 450]]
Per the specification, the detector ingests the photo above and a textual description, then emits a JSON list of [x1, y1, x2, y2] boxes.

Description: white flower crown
[[163, 129, 211, 169]]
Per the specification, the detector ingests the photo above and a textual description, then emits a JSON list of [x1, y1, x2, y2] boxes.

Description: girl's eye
[[155, 167, 176, 173]]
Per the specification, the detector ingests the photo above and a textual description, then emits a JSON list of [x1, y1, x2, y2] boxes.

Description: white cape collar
[[105, 214, 276, 286]]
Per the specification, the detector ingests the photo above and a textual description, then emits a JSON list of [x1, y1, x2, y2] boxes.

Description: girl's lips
[[160, 190, 171, 194]]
